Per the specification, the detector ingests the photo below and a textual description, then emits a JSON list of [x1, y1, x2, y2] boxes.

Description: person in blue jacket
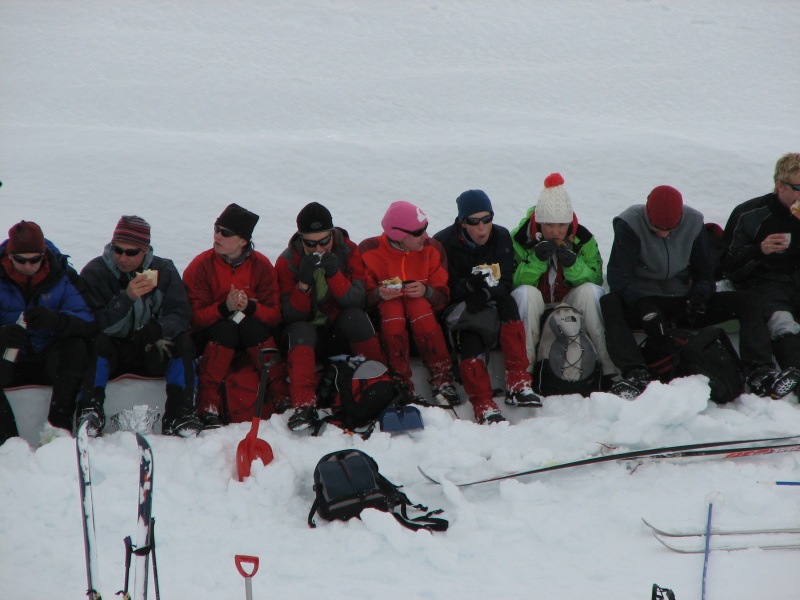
[[0, 221, 95, 444]]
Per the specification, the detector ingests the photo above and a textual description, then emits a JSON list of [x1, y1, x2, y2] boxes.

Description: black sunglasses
[[112, 245, 144, 257], [301, 233, 333, 248], [782, 180, 800, 193], [392, 224, 428, 237], [214, 225, 237, 238], [10, 253, 45, 265], [463, 215, 493, 226]]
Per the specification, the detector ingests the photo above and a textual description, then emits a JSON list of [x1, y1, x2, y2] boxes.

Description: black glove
[[0, 324, 27, 349], [297, 253, 322, 286], [555, 242, 577, 268], [685, 294, 707, 321], [466, 271, 489, 293], [635, 298, 666, 338], [133, 321, 163, 346], [465, 288, 491, 313], [319, 252, 339, 278], [533, 240, 557, 262], [24, 306, 63, 331]]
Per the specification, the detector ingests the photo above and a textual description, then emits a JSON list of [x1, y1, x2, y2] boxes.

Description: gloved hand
[[555, 242, 577, 268], [635, 298, 667, 338], [24, 306, 63, 331], [297, 253, 322, 286], [533, 240, 557, 262], [685, 294, 707, 321], [0, 324, 27, 349], [465, 288, 491, 313], [466, 271, 489, 293], [319, 252, 339, 278], [463, 271, 491, 313], [133, 321, 163, 346]]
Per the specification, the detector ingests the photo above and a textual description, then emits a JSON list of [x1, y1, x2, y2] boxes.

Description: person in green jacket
[[510, 173, 616, 386]]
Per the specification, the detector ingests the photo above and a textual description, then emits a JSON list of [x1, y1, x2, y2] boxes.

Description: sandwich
[[141, 269, 158, 285], [381, 276, 403, 289]]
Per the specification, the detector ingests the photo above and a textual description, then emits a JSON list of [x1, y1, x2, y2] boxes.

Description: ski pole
[[118, 536, 133, 599], [149, 519, 160, 600], [701, 502, 713, 600], [235, 555, 260, 600]]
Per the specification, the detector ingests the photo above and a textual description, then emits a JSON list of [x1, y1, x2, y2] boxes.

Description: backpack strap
[[390, 501, 449, 532], [308, 497, 321, 528]]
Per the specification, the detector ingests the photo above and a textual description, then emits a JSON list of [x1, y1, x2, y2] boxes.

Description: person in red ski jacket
[[358, 201, 459, 406], [274, 202, 387, 432], [434, 190, 540, 424], [182, 204, 288, 428]]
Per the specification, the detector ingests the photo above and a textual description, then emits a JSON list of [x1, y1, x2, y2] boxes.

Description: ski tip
[[417, 466, 441, 485]]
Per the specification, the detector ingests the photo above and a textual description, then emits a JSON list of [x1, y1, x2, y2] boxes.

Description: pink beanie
[[381, 201, 428, 241]]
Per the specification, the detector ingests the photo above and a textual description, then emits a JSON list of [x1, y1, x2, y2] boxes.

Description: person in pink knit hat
[[358, 201, 460, 408]]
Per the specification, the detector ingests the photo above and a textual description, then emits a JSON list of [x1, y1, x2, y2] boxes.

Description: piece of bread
[[381, 276, 403, 288], [141, 269, 158, 285], [791, 200, 800, 219], [475, 263, 501, 281]]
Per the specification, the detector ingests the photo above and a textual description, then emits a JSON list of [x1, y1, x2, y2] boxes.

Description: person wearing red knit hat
[[0, 221, 95, 445], [510, 173, 616, 395], [601, 185, 800, 400]]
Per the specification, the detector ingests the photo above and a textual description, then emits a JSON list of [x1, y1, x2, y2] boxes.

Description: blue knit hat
[[456, 190, 494, 222]]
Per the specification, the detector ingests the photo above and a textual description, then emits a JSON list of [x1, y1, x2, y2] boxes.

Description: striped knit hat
[[112, 215, 151, 250]]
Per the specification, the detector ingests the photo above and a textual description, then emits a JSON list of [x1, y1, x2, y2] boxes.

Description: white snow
[[2, 1, 800, 599]]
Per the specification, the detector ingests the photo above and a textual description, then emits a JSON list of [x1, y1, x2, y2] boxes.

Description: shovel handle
[[235, 554, 259, 578]]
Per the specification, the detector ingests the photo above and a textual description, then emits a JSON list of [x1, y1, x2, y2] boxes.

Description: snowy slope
[[1, 1, 800, 599]]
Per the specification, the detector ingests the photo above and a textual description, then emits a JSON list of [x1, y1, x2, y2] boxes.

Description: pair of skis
[[642, 518, 800, 553], [77, 421, 157, 600], [418, 434, 800, 487]]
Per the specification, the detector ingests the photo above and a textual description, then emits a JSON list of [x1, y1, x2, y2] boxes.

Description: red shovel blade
[[236, 417, 274, 482]]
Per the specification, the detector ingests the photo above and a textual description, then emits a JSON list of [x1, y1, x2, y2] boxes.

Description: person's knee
[[282, 321, 317, 349], [335, 308, 376, 343], [205, 319, 241, 348]]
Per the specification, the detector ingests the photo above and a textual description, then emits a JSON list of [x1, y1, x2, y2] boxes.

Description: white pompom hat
[[534, 173, 574, 224]]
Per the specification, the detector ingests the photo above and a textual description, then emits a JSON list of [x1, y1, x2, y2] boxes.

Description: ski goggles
[[301, 233, 333, 248], [463, 215, 493, 226], [392, 224, 428, 237]]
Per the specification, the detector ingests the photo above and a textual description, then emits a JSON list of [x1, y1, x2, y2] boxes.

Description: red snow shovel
[[235, 555, 259, 600], [236, 348, 279, 481]]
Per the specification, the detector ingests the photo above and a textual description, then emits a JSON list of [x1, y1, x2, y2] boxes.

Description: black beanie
[[296, 202, 333, 234], [215, 203, 259, 241]]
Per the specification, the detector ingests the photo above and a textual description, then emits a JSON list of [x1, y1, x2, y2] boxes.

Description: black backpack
[[534, 304, 602, 397], [307, 449, 448, 532], [641, 326, 746, 404], [317, 356, 409, 433]]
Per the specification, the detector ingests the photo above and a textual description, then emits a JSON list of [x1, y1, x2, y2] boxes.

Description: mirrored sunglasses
[[782, 180, 800, 193], [112, 245, 144, 257], [10, 253, 45, 265], [301, 233, 333, 248], [464, 215, 494, 226], [392, 224, 428, 237], [214, 225, 237, 238]]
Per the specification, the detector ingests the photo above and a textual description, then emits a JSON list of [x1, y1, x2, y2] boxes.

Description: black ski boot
[[76, 387, 106, 438], [162, 384, 202, 437]]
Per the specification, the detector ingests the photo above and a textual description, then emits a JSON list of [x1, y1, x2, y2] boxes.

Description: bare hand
[[403, 281, 426, 299], [377, 286, 404, 301], [126, 273, 156, 300], [225, 284, 249, 312], [760, 233, 791, 255]]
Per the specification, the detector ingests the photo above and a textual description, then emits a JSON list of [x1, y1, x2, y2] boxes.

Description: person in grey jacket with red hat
[[0, 221, 95, 444], [601, 185, 800, 400], [79, 215, 203, 437]]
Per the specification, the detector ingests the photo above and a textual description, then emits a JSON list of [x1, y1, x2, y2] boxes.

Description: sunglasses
[[782, 181, 800, 193], [214, 225, 238, 238], [301, 233, 333, 248], [112, 245, 144, 257], [463, 215, 494, 226], [10, 253, 45, 265], [392, 224, 428, 237]]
